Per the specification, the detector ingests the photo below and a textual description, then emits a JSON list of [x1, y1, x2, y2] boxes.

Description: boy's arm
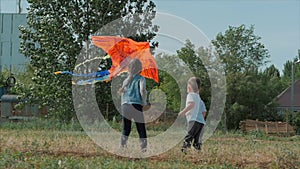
[[178, 102, 195, 117], [202, 111, 207, 120], [200, 100, 207, 120]]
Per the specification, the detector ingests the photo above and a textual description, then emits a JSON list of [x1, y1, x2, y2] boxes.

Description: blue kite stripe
[[60, 70, 110, 77]]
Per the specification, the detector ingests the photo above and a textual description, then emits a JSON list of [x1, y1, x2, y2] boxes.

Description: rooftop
[[276, 78, 300, 108]]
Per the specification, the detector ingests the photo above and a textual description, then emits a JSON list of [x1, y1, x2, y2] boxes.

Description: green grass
[[0, 119, 299, 169]]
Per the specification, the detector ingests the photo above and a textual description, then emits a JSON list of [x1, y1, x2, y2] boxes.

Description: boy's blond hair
[[188, 77, 201, 92]]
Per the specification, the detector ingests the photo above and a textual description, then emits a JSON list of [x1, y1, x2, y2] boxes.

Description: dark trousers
[[183, 121, 204, 149], [121, 104, 147, 149]]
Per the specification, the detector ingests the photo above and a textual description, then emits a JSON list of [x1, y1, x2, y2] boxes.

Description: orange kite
[[54, 36, 159, 85], [92, 36, 159, 83]]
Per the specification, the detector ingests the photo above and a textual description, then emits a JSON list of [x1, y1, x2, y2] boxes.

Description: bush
[[289, 111, 300, 134]]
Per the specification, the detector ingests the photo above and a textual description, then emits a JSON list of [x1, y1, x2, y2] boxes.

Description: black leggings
[[121, 104, 147, 148]]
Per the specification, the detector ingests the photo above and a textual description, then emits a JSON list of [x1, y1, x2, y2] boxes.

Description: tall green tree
[[176, 40, 211, 106], [19, 0, 158, 121], [212, 25, 269, 73], [212, 24, 271, 129], [282, 56, 300, 85], [155, 53, 184, 113], [156, 40, 211, 114], [262, 64, 285, 100]]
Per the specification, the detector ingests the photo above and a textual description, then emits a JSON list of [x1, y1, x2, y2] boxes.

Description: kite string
[[74, 55, 110, 70]]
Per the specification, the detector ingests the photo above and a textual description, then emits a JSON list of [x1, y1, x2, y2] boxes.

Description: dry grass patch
[[0, 129, 299, 168]]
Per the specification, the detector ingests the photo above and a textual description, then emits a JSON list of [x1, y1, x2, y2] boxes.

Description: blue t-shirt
[[121, 75, 146, 105], [185, 92, 206, 125]]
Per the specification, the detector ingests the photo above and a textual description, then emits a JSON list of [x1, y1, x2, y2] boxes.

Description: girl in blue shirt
[[119, 58, 147, 152]]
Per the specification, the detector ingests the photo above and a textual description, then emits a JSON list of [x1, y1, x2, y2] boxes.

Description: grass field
[[0, 120, 299, 169]]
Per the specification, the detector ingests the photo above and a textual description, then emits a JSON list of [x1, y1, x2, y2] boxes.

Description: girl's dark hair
[[120, 59, 142, 92], [128, 58, 142, 76]]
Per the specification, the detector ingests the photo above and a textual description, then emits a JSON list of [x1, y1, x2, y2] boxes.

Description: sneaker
[[140, 138, 147, 151], [193, 143, 201, 151], [141, 148, 147, 153], [182, 141, 191, 148], [121, 135, 128, 147], [181, 141, 191, 153], [181, 147, 187, 154]]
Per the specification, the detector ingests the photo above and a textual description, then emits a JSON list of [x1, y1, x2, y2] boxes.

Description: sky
[[152, 0, 300, 73], [1, 0, 299, 73]]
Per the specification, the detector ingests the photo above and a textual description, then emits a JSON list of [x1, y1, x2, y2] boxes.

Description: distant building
[[276, 78, 300, 113], [0, 0, 29, 73]]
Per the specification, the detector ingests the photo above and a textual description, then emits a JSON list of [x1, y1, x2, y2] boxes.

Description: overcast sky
[[1, 0, 299, 73], [153, 0, 300, 72]]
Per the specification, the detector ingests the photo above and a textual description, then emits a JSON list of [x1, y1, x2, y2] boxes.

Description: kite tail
[[55, 70, 111, 85], [76, 75, 110, 85], [54, 70, 110, 77]]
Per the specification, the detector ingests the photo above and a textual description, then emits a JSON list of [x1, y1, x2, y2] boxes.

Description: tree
[[262, 65, 285, 104], [156, 40, 212, 114], [19, 0, 158, 121], [264, 64, 280, 78], [212, 25, 269, 73], [282, 56, 300, 85], [176, 40, 211, 106], [155, 53, 184, 113], [212, 24, 271, 129]]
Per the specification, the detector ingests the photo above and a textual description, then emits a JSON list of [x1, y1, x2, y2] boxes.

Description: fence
[[239, 120, 295, 135]]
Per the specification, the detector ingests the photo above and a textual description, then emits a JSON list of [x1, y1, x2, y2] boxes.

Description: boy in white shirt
[[178, 77, 207, 152]]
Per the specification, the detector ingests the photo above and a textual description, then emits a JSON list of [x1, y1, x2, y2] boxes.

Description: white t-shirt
[[185, 92, 206, 125]]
